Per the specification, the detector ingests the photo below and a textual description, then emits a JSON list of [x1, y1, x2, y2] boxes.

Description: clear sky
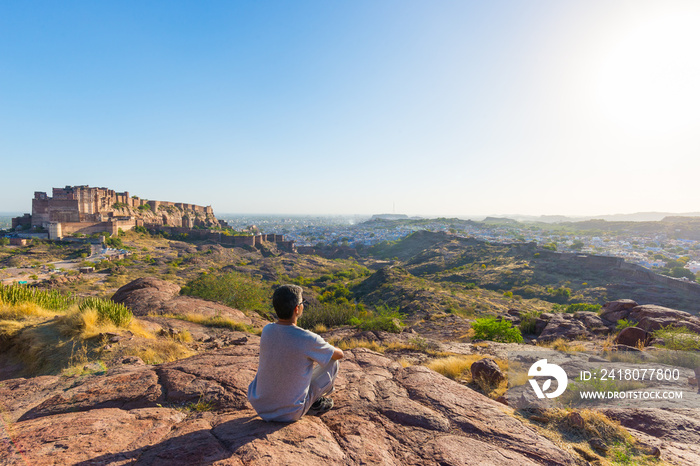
[[1, 1, 699, 217]]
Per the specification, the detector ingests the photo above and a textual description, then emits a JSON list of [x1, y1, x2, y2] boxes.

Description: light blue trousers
[[303, 359, 339, 414]]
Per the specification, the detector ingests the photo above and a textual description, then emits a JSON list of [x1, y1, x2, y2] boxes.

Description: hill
[[365, 231, 700, 314]]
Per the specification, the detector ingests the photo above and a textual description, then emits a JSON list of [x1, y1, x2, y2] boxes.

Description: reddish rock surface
[[537, 314, 590, 342], [470, 357, 505, 385], [615, 326, 652, 348], [602, 408, 700, 465], [1, 345, 581, 465], [111, 277, 261, 326], [601, 301, 700, 335]]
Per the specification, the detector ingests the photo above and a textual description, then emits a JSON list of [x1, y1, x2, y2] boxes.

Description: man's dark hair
[[272, 284, 303, 320]]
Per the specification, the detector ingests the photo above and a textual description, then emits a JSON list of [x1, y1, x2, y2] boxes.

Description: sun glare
[[596, 12, 700, 136]]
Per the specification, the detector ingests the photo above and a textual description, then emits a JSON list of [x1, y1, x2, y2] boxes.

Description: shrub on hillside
[[563, 303, 602, 314], [298, 302, 359, 330], [615, 318, 636, 331], [471, 316, 523, 343], [0, 284, 76, 311], [79, 297, 133, 327], [181, 271, 270, 314], [519, 310, 541, 334], [653, 325, 700, 351], [350, 305, 404, 333]]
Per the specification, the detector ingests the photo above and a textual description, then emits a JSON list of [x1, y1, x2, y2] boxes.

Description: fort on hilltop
[[12, 185, 221, 240], [11, 185, 295, 250]]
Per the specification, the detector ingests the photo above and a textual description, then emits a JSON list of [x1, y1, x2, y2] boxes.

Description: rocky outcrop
[[600, 300, 700, 335], [615, 327, 652, 347], [111, 277, 262, 327], [1, 345, 580, 465], [470, 357, 505, 385], [537, 314, 590, 342], [602, 408, 700, 465]]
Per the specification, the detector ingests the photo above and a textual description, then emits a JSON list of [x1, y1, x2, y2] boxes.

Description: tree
[[669, 267, 695, 280], [570, 240, 584, 251]]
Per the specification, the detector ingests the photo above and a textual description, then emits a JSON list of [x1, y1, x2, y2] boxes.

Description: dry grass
[[0, 301, 57, 321], [326, 337, 447, 357], [520, 407, 661, 466], [330, 338, 386, 353], [426, 355, 477, 380], [508, 360, 531, 387], [312, 324, 328, 334], [537, 338, 586, 353], [56, 308, 155, 340], [425, 354, 510, 399], [166, 329, 193, 343], [121, 339, 195, 365], [601, 334, 615, 352], [0, 301, 190, 375], [162, 312, 260, 334]]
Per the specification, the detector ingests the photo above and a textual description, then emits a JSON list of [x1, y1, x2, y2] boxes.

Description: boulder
[[507, 308, 523, 317], [500, 314, 520, 325], [599, 299, 638, 324], [600, 302, 700, 337], [614, 327, 651, 348], [637, 316, 680, 332], [629, 304, 695, 322], [602, 408, 700, 445], [111, 277, 259, 327], [112, 277, 181, 303], [470, 358, 506, 385], [573, 311, 610, 335], [631, 305, 700, 334], [534, 313, 554, 335], [537, 314, 589, 342]]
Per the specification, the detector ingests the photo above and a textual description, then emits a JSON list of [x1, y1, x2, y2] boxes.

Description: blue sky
[[2, 1, 699, 217]]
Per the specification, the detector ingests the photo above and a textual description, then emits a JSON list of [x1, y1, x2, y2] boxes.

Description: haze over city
[[1, 1, 698, 217]]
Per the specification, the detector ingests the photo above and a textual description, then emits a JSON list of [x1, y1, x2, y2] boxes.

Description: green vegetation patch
[[349, 305, 404, 333], [78, 297, 133, 327], [0, 284, 77, 311], [181, 271, 271, 314], [471, 316, 523, 343]]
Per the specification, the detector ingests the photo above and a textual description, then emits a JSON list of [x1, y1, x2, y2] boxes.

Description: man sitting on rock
[[248, 284, 344, 422]]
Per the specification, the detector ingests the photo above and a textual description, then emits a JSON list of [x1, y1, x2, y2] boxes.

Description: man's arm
[[331, 347, 344, 360]]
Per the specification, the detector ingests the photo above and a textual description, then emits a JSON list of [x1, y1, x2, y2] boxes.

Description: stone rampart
[[542, 250, 700, 299]]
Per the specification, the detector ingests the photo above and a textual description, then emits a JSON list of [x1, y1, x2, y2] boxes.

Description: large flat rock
[[1, 345, 588, 465]]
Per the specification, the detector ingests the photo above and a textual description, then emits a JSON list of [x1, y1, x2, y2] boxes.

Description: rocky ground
[[1, 345, 585, 465], [2, 279, 700, 465]]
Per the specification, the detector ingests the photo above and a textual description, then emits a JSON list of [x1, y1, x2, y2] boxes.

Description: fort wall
[[13, 186, 294, 250], [542, 250, 700, 297], [16, 185, 217, 239]]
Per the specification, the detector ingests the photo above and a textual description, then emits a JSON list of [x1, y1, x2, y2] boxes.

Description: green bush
[[79, 297, 133, 327], [616, 318, 636, 331], [547, 286, 572, 304], [298, 302, 359, 330], [181, 271, 270, 314], [653, 325, 700, 351], [563, 303, 602, 314], [349, 305, 404, 333], [0, 284, 76, 311], [105, 236, 123, 248], [471, 316, 523, 343], [519, 310, 541, 334], [318, 283, 352, 305]]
